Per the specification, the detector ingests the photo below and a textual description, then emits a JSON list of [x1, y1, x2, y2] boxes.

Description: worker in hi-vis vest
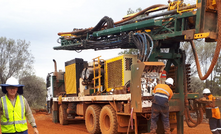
[[150, 78, 174, 134], [203, 88, 221, 134], [0, 77, 39, 134]]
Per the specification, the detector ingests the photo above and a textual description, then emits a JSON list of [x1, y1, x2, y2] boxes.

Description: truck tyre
[[85, 105, 101, 134], [59, 104, 68, 125], [99, 105, 118, 134]]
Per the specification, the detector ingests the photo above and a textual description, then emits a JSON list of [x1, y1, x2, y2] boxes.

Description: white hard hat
[[6, 77, 19, 85], [0, 77, 24, 94], [165, 78, 174, 85], [203, 88, 211, 94]]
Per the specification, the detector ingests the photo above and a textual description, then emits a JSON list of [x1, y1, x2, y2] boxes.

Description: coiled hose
[[190, 0, 221, 80]]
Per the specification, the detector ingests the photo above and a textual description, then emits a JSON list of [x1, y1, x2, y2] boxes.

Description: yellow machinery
[[65, 58, 85, 95], [105, 54, 137, 92]]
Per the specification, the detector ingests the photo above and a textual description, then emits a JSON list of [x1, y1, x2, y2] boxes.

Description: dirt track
[[16, 113, 212, 134]]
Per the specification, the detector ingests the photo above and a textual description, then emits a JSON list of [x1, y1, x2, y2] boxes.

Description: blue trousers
[[2, 130, 28, 134], [209, 118, 221, 134], [150, 103, 170, 134]]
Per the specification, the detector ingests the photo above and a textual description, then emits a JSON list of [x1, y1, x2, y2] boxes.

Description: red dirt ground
[[0, 113, 212, 134]]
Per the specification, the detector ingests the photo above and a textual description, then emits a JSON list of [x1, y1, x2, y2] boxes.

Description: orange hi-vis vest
[[206, 94, 221, 119], [152, 84, 173, 107], [153, 84, 173, 100]]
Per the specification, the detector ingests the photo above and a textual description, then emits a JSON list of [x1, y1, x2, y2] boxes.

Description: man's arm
[[24, 98, 39, 134], [24, 98, 36, 127], [168, 88, 173, 100]]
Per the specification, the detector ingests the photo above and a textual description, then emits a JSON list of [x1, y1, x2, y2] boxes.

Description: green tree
[[181, 40, 221, 94], [20, 75, 46, 109], [180, 41, 196, 75], [127, 8, 143, 19], [0, 37, 34, 83], [190, 76, 204, 97], [205, 56, 221, 95], [197, 42, 216, 87], [180, 41, 209, 76], [214, 56, 221, 78], [118, 49, 139, 55], [205, 78, 221, 96]]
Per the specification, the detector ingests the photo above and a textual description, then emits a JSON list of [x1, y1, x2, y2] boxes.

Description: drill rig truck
[[47, 0, 221, 134]]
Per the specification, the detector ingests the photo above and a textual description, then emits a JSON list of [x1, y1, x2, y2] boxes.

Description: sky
[[0, 0, 194, 80]]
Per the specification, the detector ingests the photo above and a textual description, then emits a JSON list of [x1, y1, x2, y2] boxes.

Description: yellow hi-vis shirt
[[1, 95, 28, 133]]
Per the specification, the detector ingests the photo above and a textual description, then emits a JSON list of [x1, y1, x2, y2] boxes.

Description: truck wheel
[[85, 105, 101, 134], [99, 105, 118, 134], [59, 104, 68, 125]]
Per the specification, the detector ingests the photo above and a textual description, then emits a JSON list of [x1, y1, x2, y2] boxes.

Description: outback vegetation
[[0, 37, 46, 109]]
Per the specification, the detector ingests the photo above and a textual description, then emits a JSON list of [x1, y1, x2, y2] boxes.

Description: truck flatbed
[[53, 93, 131, 102]]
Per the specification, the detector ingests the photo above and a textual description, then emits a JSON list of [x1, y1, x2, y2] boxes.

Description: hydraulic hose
[[142, 34, 149, 62], [190, 0, 221, 80], [142, 33, 148, 58], [184, 101, 203, 128], [182, 50, 203, 128], [131, 32, 153, 61], [144, 33, 154, 61], [58, 4, 167, 36], [90, 16, 114, 32], [136, 33, 146, 61], [131, 32, 143, 61], [114, 4, 167, 26]]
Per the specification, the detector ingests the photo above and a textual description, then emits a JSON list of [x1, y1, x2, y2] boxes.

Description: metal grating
[[125, 58, 132, 70], [107, 59, 122, 88], [167, 64, 191, 92]]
